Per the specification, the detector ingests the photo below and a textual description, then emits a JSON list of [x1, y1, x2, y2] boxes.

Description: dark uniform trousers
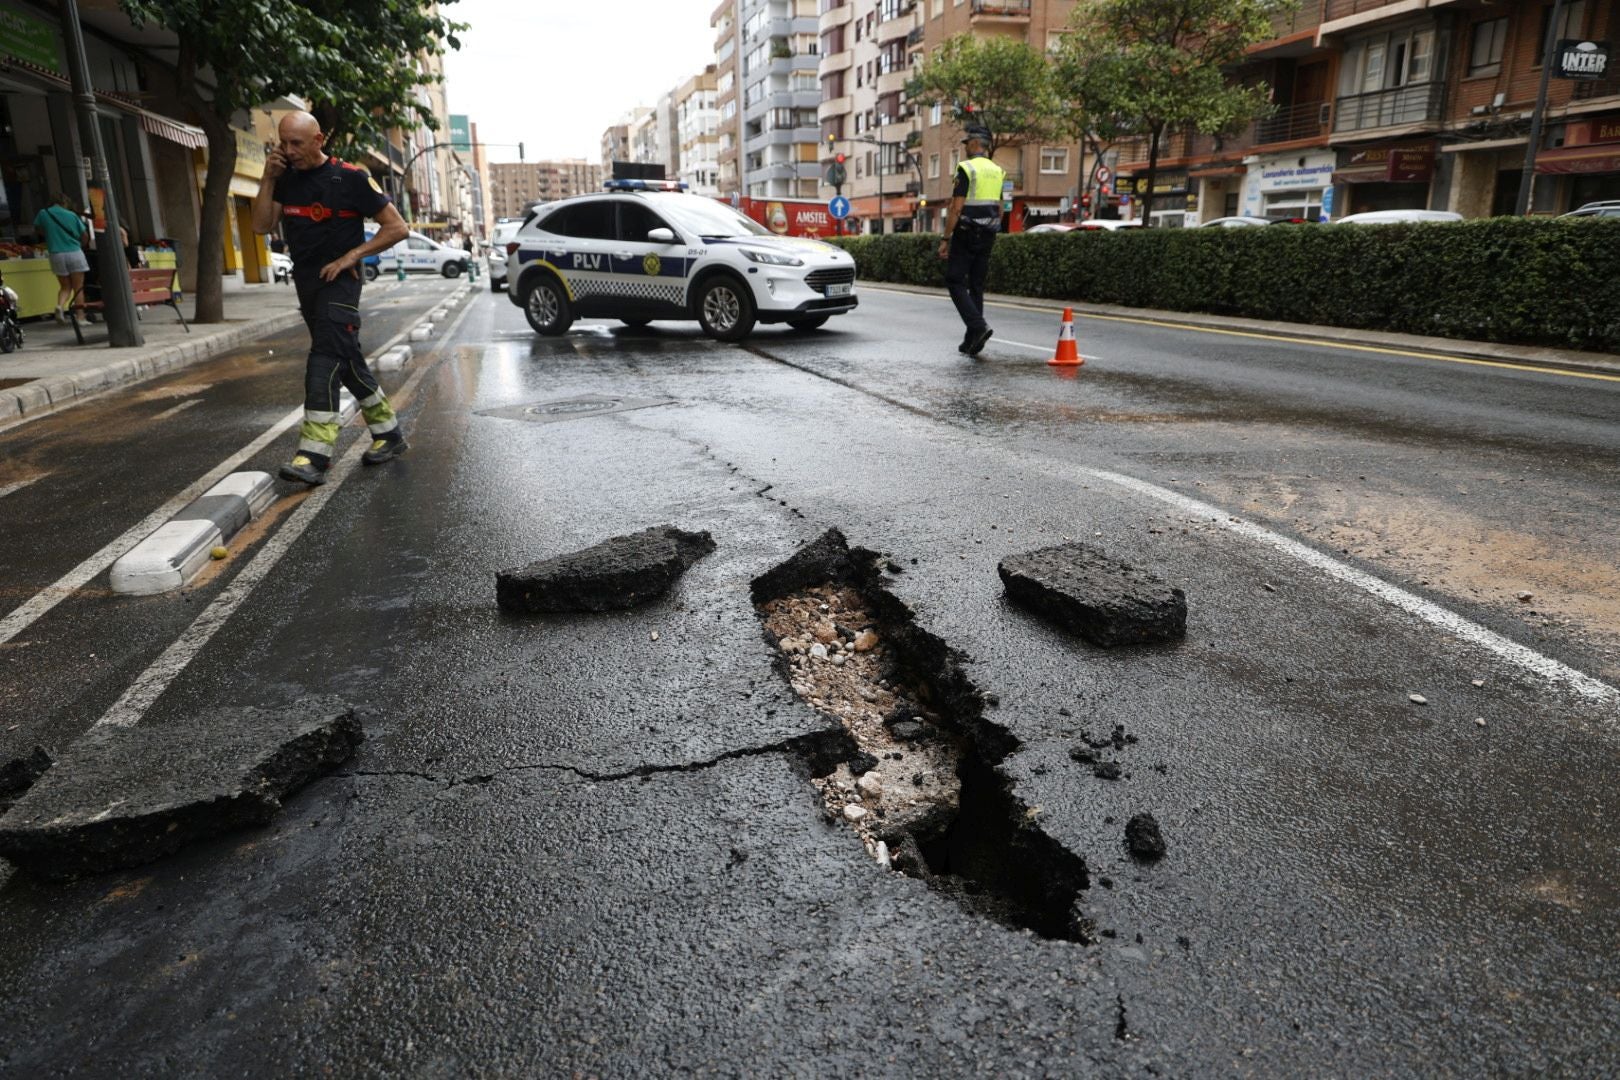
[[945, 222, 996, 336], [293, 273, 396, 458]]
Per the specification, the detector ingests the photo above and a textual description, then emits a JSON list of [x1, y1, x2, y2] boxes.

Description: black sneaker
[[966, 325, 994, 356], [958, 335, 972, 354], [279, 454, 328, 486], [362, 435, 409, 466]]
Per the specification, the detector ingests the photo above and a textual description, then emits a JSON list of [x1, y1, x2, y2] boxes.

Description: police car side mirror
[[646, 227, 677, 244]]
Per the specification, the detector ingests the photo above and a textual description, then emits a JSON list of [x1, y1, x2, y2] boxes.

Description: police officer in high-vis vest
[[937, 125, 1004, 357], [252, 111, 411, 485]]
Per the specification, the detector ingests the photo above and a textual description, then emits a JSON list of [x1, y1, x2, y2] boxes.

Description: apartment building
[[677, 67, 723, 196], [715, 0, 823, 200], [909, 0, 1081, 232], [713, 0, 743, 198], [600, 108, 650, 174], [1111, 0, 1620, 224], [818, 0, 928, 233], [487, 160, 603, 219]]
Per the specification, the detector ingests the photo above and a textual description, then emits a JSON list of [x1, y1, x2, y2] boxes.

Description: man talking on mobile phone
[[252, 110, 410, 486]]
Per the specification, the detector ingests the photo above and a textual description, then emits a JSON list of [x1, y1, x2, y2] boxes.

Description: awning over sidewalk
[[1534, 143, 1620, 175], [136, 110, 207, 150]]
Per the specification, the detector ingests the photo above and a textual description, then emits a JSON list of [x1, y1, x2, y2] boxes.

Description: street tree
[[905, 33, 1061, 157], [1056, 0, 1290, 224], [118, 0, 462, 322]]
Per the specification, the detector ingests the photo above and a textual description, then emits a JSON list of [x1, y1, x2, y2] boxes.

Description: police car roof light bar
[[604, 179, 689, 192]]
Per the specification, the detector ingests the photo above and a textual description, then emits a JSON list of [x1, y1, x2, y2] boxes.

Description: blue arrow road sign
[[828, 196, 851, 220]]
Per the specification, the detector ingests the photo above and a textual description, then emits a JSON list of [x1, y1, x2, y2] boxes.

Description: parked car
[[487, 220, 523, 291], [368, 229, 470, 277], [270, 250, 292, 283], [1025, 223, 1078, 234], [1200, 216, 1273, 228], [1073, 219, 1143, 230], [1559, 200, 1620, 219], [506, 178, 858, 341], [1332, 210, 1463, 225]]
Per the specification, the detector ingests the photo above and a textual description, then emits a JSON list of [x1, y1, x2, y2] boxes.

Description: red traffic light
[[1080, 193, 1092, 207], [835, 153, 845, 164]]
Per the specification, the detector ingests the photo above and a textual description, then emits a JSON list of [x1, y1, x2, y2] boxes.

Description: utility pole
[[59, 0, 142, 346], [1515, 0, 1568, 216]]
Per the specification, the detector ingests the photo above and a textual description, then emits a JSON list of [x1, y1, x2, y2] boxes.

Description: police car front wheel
[[695, 277, 756, 342], [524, 276, 573, 336]]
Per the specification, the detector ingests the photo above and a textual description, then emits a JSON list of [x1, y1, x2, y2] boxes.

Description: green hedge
[[831, 219, 1620, 352]]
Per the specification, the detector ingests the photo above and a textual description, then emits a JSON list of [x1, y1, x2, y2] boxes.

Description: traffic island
[[0, 701, 362, 880], [496, 525, 716, 613], [998, 543, 1187, 647]]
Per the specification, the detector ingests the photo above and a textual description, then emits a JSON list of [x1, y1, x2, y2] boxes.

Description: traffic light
[[918, 197, 927, 208], [835, 152, 845, 164], [1080, 192, 1091, 208]]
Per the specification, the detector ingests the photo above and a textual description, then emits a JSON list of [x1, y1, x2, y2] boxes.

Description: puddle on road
[[754, 532, 1090, 942]]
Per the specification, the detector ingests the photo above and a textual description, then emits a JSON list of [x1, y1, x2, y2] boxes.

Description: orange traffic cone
[[1048, 308, 1083, 367]]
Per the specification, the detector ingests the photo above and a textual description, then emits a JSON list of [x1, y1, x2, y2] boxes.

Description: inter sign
[[1555, 39, 1610, 80]]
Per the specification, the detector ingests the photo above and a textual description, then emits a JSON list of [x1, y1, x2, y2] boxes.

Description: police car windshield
[[651, 195, 770, 240]]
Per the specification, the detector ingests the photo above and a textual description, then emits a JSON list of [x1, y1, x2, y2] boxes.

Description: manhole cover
[[476, 394, 675, 425]]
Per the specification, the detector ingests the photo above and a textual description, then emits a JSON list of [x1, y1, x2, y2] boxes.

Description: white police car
[[504, 179, 857, 341]]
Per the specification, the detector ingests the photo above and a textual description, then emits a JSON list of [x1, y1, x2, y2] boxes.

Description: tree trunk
[[175, 46, 234, 325], [1143, 122, 1163, 228]]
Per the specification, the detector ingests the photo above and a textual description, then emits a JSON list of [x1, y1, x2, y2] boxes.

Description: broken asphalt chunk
[[998, 543, 1187, 647], [749, 528, 865, 603], [0, 701, 362, 880], [496, 525, 716, 613], [1125, 812, 1167, 862]]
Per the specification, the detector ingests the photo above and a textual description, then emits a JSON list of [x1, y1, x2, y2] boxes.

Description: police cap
[[960, 125, 992, 145]]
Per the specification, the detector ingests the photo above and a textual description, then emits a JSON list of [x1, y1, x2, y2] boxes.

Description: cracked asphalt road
[[2, 285, 1618, 1076]]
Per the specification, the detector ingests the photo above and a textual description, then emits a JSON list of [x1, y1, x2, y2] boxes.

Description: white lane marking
[[0, 312, 425, 647], [0, 474, 47, 500], [95, 296, 478, 728], [151, 399, 202, 422], [997, 338, 1103, 362], [1071, 465, 1618, 705]]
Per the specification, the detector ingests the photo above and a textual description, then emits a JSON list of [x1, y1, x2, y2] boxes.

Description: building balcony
[[1320, 0, 1426, 38], [819, 95, 853, 121], [970, 0, 1031, 21], [877, 68, 909, 96], [819, 49, 853, 76], [820, 1, 854, 28], [1333, 82, 1444, 134], [907, 26, 925, 48], [1254, 99, 1332, 145]]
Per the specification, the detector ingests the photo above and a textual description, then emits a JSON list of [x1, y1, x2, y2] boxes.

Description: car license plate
[[827, 282, 851, 297]]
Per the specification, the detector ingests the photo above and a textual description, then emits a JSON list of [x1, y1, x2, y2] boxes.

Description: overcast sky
[[442, 0, 719, 164]]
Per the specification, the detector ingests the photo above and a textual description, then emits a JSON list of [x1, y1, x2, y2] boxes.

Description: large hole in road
[[753, 530, 1090, 943]]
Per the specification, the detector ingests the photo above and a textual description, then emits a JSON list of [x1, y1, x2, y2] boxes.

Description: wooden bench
[[70, 267, 188, 344]]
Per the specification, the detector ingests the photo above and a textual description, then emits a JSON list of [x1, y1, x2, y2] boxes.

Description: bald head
[[278, 111, 326, 170]]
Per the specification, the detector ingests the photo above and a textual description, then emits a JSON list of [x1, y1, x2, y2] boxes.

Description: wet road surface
[[1, 284, 1616, 1076]]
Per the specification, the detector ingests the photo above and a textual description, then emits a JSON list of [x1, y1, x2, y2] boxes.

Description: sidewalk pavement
[[868, 282, 1620, 377], [0, 282, 313, 426]]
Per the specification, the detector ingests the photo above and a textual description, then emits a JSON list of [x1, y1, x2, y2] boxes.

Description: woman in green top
[[32, 193, 90, 323]]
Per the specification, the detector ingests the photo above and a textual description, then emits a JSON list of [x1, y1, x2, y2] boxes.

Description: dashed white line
[[0, 474, 47, 500], [95, 294, 478, 728], [150, 399, 202, 422]]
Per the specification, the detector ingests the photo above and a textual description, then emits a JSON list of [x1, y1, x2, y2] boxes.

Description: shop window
[[1468, 18, 1507, 77], [1039, 147, 1069, 174], [1535, 1, 1587, 65]]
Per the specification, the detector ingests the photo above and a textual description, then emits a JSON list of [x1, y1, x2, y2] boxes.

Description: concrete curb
[[110, 471, 275, 595], [865, 282, 1620, 377]]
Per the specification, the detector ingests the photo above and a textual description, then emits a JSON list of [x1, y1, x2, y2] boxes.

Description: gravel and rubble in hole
[[759, 583, 961, 866]]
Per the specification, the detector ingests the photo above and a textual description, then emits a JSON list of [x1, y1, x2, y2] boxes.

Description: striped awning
[[135, 110, 207, 149]]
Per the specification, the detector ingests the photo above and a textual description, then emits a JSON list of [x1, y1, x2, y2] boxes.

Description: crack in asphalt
[[335, 726, 849, 790]]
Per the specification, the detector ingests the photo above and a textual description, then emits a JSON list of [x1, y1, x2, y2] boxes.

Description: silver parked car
[[1332, 210, 1463, 225], [1559, 200, 1620, 219]]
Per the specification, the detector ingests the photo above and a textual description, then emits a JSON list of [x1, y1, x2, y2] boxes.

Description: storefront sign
[[1556, 40, 1610, 80], [234, 129, 267, 180], [1590, 118, 1620, 144], [0, 2, 61, 73], [1254, 153, 1336, 192], [1344, 143, 1435, 182], [450, 114, 472, 152]]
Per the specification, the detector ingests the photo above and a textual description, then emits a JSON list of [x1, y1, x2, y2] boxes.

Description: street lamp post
[[1514, 0, 1569, 216], [58, 0, 142, 346]]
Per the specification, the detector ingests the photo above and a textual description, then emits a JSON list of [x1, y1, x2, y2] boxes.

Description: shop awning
[[1188, 163, 1247, 178], [137, 110, 207, 150], [1534, 143, 1620, 175]]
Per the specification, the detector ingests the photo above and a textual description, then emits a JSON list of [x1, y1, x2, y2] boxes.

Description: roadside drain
[[753, 529, 1090, 942]]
